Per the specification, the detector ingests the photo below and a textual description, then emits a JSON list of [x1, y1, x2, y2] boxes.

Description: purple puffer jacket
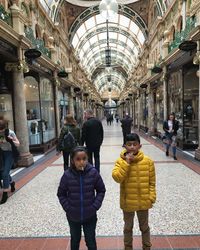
[[57, 163, 106, 222]]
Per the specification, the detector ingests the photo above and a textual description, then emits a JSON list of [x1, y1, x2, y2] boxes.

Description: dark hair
[[126, 133, 140, 144], [168, 113, 175, 120], [70, 146, 88, 160]]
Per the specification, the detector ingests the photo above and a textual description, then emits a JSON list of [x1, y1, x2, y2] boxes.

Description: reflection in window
[[40, 78, 56, 143]]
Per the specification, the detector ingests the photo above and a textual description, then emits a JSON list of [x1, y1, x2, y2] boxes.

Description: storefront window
[[141, 91, 148, 130], [183, 66, 199, 148], [40, 78, 56, 143], [25, 76, 42, 145], [58, 90, 68, 128], [168, 70, 183, 143], [156, 85, 164, 133], [0, 94, 14, 130]]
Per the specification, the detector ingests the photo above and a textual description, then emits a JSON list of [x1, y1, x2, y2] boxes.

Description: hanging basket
[[57, 71, 68, 78], [74, 87, 81, 93], [128, 93, 133, 97], [152, 66, 162, 74], [140, 83, 148, 89], [24, 49, 41, 59], [179, 41, 197, 52], [108, 87, 112, 92], [83, 92, 89, 97]]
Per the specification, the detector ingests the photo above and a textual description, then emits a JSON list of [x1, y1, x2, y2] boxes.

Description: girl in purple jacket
[[57, 146, 106, 250]]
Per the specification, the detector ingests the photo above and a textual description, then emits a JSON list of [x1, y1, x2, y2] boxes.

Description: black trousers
[[87, 147, 100, 173], [123, 130, 131, 145], [68, 215, 97, 250], [63, 151, 70, 171]]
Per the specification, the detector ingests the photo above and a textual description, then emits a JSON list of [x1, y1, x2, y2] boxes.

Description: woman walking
[[0, 119, 20, 204], [57, 114, 81, 170], [163, 113, 179, 160]]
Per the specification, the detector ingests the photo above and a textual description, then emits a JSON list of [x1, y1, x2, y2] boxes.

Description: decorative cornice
[[5, 61, 29, 73]]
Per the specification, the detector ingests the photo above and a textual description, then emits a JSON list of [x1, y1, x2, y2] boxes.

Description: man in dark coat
[[121, 113, 133, 146], [81, 110, 104, 172]]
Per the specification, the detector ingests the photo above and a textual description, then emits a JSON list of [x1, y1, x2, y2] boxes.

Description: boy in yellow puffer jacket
[[112, 133, 156, 250]]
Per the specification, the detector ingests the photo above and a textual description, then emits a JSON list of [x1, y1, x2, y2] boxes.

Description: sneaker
[[174, 156, 177, 160], [166, 151, 169, 156]]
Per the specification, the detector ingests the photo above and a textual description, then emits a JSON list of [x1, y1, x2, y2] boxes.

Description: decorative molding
[[5, 61, 29, 73]]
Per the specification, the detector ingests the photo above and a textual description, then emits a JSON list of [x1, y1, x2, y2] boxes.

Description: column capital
[[5, 61, 29, 73], [53, 77, 61, 87]]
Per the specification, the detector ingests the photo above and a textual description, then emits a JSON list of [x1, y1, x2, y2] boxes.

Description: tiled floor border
[[0, 235, 199, 250]]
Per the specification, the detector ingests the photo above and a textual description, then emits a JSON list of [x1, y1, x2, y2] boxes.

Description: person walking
[[163, 113, 179, 160], [112, 133, 156, 250], [0, 119, 20, 204], [57, 114, 80, 170], [81, 109, 104, 173], [57, 146, 106, 250], [120, 113, 133, 146]]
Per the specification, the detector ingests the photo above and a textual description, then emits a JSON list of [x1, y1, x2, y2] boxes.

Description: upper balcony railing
[[0, 4, 11, 26], [168, 16, 196, 53], [25, 27, 51, 59]]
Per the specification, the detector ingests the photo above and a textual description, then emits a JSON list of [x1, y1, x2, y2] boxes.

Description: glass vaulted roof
[[71, 13, 146, 92], [39, 1, 171, 22]]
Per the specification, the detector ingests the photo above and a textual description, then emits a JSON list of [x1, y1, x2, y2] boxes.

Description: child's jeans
[[68, 215, 97, 250], [123, 210, 151, 250]]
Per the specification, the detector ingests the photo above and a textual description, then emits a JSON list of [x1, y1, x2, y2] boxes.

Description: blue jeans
[[1, 151, 14, 189], [68, 215, 97, 250], [165, 134, 176, 156]]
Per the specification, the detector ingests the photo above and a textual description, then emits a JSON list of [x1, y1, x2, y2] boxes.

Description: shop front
[[167, 61, 199, 150], [25, 73, 57, 153]]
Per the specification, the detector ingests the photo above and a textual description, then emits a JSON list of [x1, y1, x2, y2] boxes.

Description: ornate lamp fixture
[[179, 40, 197, 52], [152, 66, 162, 74], [99, 0, 118, 74], [74, 87, 81, 93], [24, 48, 41, 59], [57, 69, 68, 78], [140, 83, 148, 89]]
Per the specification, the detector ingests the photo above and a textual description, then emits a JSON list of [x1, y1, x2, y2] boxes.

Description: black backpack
[[62, 128, 76, 151]]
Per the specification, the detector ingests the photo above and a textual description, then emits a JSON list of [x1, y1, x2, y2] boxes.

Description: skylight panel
[[130, 21, 139, 35], [98, 32, 107, 41], [72, 34, 79, 49], [77, 25, 86, 39], [89, 35, 98, 45], [118, 34, 127, 43], [85, 17, 95, 30], [138, 31, 145, 44], [119, 15, 130, 28]]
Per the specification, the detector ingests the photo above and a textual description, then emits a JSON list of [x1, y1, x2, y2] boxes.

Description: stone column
[[68, 87, 75, 116], [163, 66, 168, 120], [195, 42, 200, 160], [148, 89, 156, 135], [5, 62, 33, 166]]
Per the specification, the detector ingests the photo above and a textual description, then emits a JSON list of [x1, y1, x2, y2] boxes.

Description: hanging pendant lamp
[[99, 0, 118, 20]]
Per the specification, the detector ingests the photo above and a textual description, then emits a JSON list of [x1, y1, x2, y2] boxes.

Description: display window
[[40, 78, 56, 143], [25, 76, 56, 145], [25, 76, 42, 145], [0, 94, 14, 130], [168, 70, 183, 142], [183, 66, 199, 148], [155, 85, 164, 133]]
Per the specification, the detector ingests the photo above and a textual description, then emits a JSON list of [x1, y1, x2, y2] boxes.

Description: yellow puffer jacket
[[112, 150, 156, 212]]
